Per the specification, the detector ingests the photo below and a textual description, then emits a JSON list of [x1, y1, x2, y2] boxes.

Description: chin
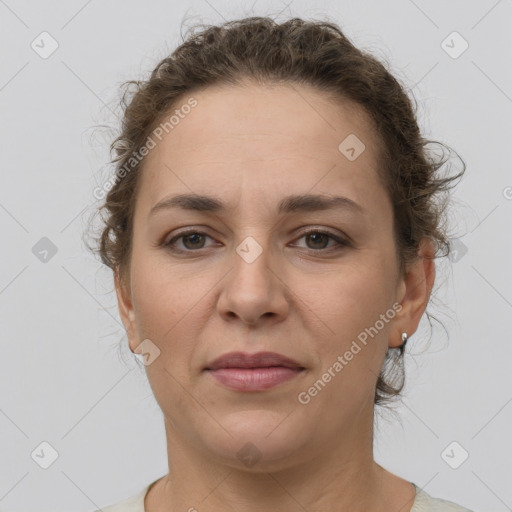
[[193, 409, 312, 471]]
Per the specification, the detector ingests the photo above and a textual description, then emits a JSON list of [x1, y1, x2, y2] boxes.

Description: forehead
[[136, 82, 385, 214]]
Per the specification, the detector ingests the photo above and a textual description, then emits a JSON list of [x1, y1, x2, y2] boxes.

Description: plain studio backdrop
[[0, 0, 511, 511]]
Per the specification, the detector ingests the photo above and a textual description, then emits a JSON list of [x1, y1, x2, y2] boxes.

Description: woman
[[89, 16, 472, 512]]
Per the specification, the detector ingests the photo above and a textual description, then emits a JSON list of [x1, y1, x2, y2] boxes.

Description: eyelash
[[163, 228, 350, 255]]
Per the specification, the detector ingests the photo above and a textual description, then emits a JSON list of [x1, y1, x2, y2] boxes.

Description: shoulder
[[411, 483, 475, 512], [89, 481, 153, 512]]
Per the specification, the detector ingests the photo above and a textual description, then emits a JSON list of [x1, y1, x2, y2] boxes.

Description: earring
[[399, 332, 408, 355]]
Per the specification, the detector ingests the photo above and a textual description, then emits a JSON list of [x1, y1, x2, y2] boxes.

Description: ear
[[389, 238, 436, 349], [114, 270, 139, 353]]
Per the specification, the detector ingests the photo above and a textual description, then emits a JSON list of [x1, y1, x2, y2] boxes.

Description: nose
[[216, 238, 290, 327]]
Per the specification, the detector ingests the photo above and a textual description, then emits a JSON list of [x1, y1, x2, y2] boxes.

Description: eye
[[163, 228, 350, 255], [164, 230, 215, 253], [292, 228, 349, 253]]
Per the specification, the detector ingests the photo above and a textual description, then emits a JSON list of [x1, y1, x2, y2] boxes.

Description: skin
[[115, 81, 435, 512]]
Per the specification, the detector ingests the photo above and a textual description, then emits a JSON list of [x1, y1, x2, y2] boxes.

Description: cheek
[[129, 255, 181, 355], [131, 269, 175, 340], [130, 252, 214, 372], [303, 256, 396, 376], [316, 260, 394, 327]]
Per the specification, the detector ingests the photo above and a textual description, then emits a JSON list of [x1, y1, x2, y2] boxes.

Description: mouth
[[205, 351, 304, 371], [204, 351, 306, 391]]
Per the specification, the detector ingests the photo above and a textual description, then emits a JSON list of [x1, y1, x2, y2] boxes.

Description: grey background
[[1, 0, 511, 510]]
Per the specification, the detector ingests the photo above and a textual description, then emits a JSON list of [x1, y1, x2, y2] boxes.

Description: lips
[[204, 351, 305, 391], [204, 351, 304, 371]]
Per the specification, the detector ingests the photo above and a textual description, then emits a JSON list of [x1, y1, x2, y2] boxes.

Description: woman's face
[[115, 82, 425, 470]]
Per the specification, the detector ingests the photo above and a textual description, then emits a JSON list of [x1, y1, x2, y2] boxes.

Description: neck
[[147, 399, 415, 512]]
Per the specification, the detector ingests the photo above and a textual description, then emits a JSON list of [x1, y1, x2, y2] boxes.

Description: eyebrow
[[148, 193, 364, 218]]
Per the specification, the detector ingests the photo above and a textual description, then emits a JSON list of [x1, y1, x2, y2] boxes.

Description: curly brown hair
[[85, 16, 465, 407]]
